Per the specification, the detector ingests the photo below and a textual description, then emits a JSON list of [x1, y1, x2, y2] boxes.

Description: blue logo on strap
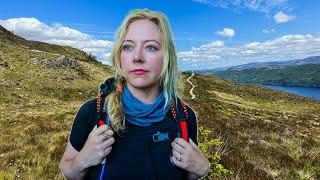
[[152, 131, 169, 142]]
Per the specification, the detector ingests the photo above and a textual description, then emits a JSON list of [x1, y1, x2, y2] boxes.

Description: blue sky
[[1, 0, 320, 71]]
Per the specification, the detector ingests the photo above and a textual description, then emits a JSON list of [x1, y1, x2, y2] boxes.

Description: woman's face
[[120, 19, 163, 91]]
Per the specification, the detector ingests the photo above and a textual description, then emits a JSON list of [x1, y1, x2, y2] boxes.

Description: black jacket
[[69, 98, 198, 180]]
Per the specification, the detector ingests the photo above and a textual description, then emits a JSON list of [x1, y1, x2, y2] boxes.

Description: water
[[264, 85, 320, 101]]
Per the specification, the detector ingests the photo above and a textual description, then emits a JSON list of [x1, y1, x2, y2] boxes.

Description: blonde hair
[[106, 8, 184, 135]]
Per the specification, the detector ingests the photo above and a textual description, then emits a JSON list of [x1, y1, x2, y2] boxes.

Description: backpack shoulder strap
[[170, 98, 190, 142], [96, 77, 116, 127]]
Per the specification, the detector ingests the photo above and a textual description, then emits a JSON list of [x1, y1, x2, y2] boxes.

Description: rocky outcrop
[[36, 56, 80, 69], [0, 59, 9, 69]]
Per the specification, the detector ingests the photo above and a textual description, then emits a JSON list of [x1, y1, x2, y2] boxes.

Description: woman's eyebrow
[[144, 40, 161, 45], [124, 39, 161, 46]]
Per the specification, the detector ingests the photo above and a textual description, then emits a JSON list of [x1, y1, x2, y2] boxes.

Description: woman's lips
[[131, 68, 148, 75], [131, 70, 148, 75]]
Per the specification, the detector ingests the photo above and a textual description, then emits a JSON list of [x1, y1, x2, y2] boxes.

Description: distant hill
[[0, 25, 101, 63], [1, 25, 320, 179], [215, 64, 320, 87], [194, 56, 320, 88]]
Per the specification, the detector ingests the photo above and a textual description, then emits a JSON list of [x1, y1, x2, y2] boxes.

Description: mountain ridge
[[0, 25, 102, 63], [192, 56, 320, 88], [192, 56, 320, 74]]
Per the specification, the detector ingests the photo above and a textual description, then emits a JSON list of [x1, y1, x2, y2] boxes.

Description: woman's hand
[[170, 138, 210, 178], [75, 125, 115, 171]]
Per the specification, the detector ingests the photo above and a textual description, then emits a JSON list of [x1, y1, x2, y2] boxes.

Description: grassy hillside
[[1, 26, 320, 179], [0, 30, 114, 179], [186, 75, 320, 179], [214, 64, 320, 88]]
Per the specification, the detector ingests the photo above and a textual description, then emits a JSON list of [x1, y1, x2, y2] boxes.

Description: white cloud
[[178, 33, 320, 70], [193, 0, 292, 14], [0, 18, 90, 41], [177, 51, 198, 60], [199, 40, 224, 49], [0, 17, 114, 63], [216, 28, 235, 38], [262, 28, 276, 34], [241, 49, 257, 55], [245, 41, 261, 49], [273, 12, 295, 24]]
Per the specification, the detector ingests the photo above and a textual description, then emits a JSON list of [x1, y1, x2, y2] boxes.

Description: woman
[[60, 8, 210, 179]]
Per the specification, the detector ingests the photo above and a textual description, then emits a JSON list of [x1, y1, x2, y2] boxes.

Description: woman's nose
[[133, 46, 144, 63]]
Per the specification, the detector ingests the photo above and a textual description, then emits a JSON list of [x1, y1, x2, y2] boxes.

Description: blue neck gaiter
[[121, 85, 171, 127]]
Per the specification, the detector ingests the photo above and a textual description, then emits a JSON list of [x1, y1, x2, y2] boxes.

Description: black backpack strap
[[170, 98, 190, 142], [96, 77, 116, 127]]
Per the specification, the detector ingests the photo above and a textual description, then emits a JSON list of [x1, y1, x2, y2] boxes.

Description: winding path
[[187, 71, 196, 100], [29, 49, 60, 56]]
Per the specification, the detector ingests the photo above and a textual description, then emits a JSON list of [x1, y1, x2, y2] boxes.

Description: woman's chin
[[127, 81, 157, 90]]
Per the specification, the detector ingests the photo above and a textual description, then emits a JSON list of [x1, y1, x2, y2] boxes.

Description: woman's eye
[[146, 45, 158, 52], [122, 44, 133, 51]]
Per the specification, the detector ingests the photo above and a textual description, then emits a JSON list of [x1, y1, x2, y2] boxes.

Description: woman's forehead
[[125, 19, 162, 42]]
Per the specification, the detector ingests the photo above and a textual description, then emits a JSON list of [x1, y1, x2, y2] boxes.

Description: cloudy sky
[[1, 0, 320, 71]]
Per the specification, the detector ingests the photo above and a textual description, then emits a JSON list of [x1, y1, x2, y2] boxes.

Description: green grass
[[0, 40, 111, 179], [186, 75, 320, 179]]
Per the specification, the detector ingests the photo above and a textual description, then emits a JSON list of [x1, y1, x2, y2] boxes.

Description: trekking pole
[[97, 117, 110, 180]]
